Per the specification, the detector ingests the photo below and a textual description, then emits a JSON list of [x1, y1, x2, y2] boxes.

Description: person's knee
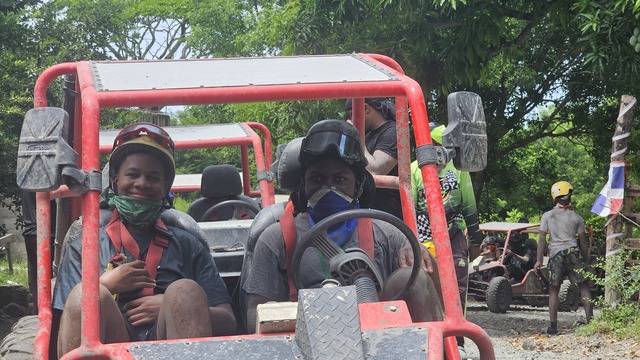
[[383, 268, 442, 322], [66, 284, 116, 312], [165, 278, 202, 295], [578, 282, 591, 298], [63, 283, 84, 314], [382, 267, 413, 298], [164, 279, 208, 308]]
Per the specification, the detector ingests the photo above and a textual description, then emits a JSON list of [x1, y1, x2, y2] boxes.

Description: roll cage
[[21, 54, 493, 359]]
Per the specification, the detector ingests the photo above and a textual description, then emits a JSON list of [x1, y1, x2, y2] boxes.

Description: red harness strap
[[280, 204, 374, 301], [279, 201, 297, 301], [105, 210, 170, 297]]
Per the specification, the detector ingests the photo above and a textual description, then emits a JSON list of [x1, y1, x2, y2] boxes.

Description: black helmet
[[295, 119, 374, 212], [299, 119, 368, 175]]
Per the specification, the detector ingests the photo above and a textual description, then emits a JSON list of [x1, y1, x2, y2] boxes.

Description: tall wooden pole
[[604, 95, 636, 304]]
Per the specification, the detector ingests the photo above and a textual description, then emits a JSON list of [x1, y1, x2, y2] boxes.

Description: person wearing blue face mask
[[244, 120, 443, 334]]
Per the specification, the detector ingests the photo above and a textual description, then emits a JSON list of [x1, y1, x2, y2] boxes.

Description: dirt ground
[[464, 299, 640, 359], [2, 291, 640, 359]]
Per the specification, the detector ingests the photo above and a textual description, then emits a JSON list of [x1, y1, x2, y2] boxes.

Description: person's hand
[[346, 119, 353, 125], [100, 260, 156, 295], [534, 260, 543, 272], [124, 294, 164, 327], [397, 246, 433, 273]]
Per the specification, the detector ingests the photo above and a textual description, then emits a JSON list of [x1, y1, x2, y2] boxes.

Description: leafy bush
[[577, 246, 640, 340], [581, 247, 640, 306], [172, 196, 190, 213], [577, 303, 640, 340]]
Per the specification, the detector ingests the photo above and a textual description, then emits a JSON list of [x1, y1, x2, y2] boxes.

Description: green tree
[[241, 0, 639, 219], [0, 0, 44, 233]]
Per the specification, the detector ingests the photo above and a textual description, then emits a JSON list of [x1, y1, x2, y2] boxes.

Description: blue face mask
[[307, 186, 359, 247]]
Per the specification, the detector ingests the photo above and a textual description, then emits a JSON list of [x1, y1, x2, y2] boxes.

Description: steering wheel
[[200, 199, 260, 222], [291, 208, 422, 300]]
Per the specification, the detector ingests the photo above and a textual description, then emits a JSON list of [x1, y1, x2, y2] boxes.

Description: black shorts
[[547, 247, 587, 286], [124, 318, 157, 341]]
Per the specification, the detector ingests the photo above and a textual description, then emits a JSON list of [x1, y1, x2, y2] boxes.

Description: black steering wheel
[[291, 208, 422, 300], [200, 199, 260, 222]]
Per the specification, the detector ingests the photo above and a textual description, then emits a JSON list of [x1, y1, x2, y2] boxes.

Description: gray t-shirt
[[539, 206, 585, 258], [243, 213, 409, 300]]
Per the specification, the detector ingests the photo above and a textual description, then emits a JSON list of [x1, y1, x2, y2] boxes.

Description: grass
[[577, 303, 640, 340], [0, 258, 29, 287], [172, 196, 190, 213]]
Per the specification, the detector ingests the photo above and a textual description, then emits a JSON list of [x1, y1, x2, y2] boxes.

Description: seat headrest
[[201, 165, 242, 198], [276, 137, 303, 193]]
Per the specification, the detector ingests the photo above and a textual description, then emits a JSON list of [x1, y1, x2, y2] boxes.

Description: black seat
[[187, 165, 260, 222], [237, 138, 303, 333]]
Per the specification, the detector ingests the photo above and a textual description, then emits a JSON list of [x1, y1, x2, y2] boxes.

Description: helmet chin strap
[[350, 177, 366, 207]]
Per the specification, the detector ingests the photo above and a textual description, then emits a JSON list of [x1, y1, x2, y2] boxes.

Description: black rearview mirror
[[16, 107, 78, 191], [443, 92, 488, 172]]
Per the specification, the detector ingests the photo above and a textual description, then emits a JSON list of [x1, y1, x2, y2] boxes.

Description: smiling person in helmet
[[54, 123, 236, 357], [535, 181, 592, 335], [243, 120, 443, 333]]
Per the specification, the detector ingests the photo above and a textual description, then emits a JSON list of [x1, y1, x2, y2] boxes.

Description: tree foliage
[[0, 0, 44, 233], [2, 0, 640, 227], [239, 0, 640, 220]]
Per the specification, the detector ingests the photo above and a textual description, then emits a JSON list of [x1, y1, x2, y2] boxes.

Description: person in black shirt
[[345, 98, 402, 219]]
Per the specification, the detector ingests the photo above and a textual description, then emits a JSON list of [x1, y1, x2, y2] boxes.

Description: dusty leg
[[381, 267, 444, 322], [548, 284, 560, 326], [578, 282, 593, 322], [57, 284, 129, 358], [156, 279, 212, 339], [450, 229, 469, 347]]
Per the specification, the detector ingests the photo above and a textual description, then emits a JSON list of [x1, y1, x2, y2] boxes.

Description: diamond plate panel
[[295, 286, 364, 359]]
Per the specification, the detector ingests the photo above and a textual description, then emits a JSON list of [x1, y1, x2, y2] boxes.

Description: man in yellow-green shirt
[[410, 124, 483, 352]]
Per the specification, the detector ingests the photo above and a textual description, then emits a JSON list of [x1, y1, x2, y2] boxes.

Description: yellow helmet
[[551, 181, 573, 200]]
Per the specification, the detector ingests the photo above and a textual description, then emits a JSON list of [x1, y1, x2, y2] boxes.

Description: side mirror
[[16, 107, 78, 191], [443, 92, 488, 172]]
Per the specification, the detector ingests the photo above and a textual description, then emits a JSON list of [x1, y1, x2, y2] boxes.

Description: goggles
[[113, 122, 175, 154], [302, 131, 362, 162]]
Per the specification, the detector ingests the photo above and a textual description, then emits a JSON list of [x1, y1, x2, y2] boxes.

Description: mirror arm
[[415, 144, 455, 171], [62, 168, 102, 194]]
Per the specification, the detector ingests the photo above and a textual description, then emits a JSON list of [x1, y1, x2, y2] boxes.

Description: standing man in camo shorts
[[535, 181, 592, 335]]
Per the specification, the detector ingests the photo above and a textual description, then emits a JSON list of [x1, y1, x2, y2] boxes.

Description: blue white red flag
[[591, 161, 625, 217]]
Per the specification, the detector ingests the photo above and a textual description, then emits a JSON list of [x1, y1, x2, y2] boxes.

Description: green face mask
[[108, 195, 163, 227]]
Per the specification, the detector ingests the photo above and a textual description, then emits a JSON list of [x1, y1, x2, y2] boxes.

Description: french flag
[[591, 161, 625, 217]]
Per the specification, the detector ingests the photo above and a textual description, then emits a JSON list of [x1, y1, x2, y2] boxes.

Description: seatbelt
[[280, 204, 374, 301], [105, 210, 171, 297], [279, 201, 297, 301]]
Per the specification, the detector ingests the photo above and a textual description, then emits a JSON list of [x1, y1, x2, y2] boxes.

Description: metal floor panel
[[128, 327, 428, 359]]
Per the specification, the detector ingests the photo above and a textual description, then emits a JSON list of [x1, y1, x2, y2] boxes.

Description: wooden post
[[604, 95, 637, 304]]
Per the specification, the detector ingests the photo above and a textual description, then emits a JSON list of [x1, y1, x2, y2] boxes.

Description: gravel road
[[462, 299, 640, 359]]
